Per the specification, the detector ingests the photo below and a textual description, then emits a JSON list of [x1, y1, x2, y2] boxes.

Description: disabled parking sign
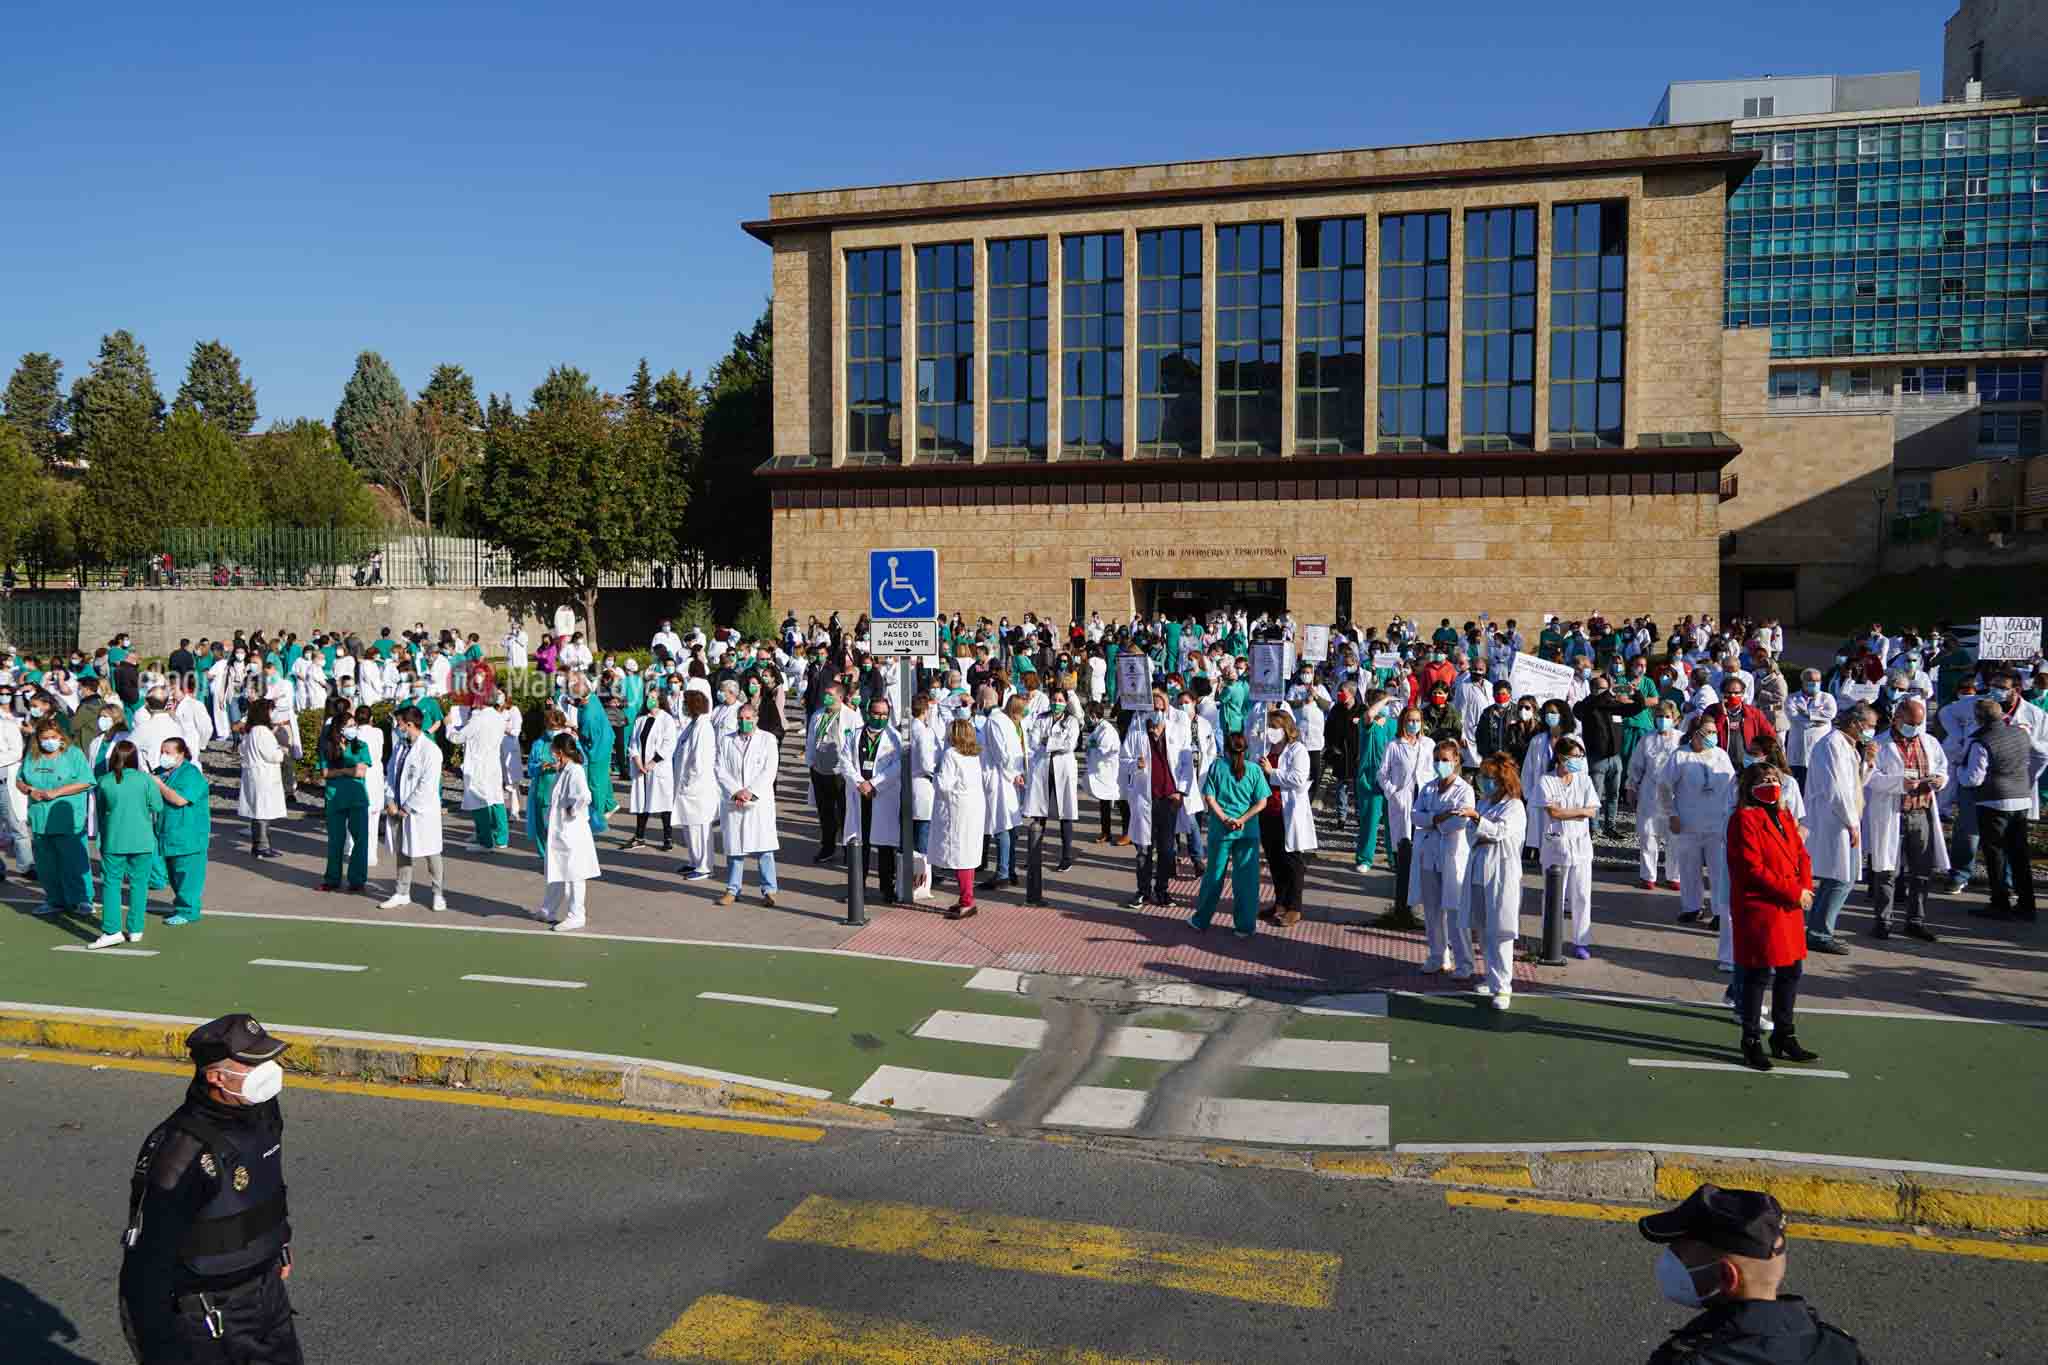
[[869, 548, 939, 657]]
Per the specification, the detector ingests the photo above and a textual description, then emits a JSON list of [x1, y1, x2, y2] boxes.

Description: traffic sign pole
[[898, 656, 915, 905]]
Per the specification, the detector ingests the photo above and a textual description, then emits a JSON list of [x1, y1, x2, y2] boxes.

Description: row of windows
[[1763, 319, 2048, 358], [1766, 362, 2043, 400], [1740, 118, 2048, 164], [844, 202, 1628, 459]]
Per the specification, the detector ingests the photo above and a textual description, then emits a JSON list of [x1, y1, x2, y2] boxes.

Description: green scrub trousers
[[472, 804, 509, 848], [163, 851, 207, 918], [325, 802, 370, 888], [1353, 785, 1386, 869], [36, 833, 94, 910], [99, 851, 151, 936], [1192, 816, 1263, 934]]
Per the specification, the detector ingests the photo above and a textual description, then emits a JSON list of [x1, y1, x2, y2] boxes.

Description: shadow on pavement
[[0, 1275, 99, 1364]]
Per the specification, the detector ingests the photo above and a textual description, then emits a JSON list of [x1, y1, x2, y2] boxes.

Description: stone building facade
[[745, 124, 1759, 626]]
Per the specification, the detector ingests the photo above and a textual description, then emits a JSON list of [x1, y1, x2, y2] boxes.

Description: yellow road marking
[[647, 1293, 1184, 1363], [2, 1048, 823, 1143], [1445, 1191, 2048, 1263], [765, 1196, 1337, 1309]]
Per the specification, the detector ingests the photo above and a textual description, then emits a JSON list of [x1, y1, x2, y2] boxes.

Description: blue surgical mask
[[1803, 680, 1819, 694], [40, 737, 60, 753], [1563, 756, 1587, 774], [1655, 717, 1673, 733], [1700, 732, 1719, 749], [1434, 759, 1455, 778], [1478, 776, 1498, 797], [1543, 712, 1561, 728]]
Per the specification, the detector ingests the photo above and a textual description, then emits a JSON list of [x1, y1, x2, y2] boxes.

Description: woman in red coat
[[1723, 762, 1822, 1072]]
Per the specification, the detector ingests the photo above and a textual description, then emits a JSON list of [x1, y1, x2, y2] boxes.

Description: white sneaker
[[431, 896, 448, 913], [552, 916, 585, 932], [1492, 993, 1511, 1011], [378, 894, 409, 910], [126, 931, 143, 944], [1475, 982, 1495, 997], [87, 933, 126, 950]]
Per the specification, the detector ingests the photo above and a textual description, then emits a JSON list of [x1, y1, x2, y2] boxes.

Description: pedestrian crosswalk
[[645, 1194, 1343, 1361]]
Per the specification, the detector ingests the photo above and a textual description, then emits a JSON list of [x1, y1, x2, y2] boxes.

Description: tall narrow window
[[1548, 201, 1627, 449], [1462, 207, 1537, 450], [1215, 222, 1282, 456], [915, 243, 973, 462], [987, 237, 1048, 461], [1137, 226, 1203, 457], [846, 247, 901, 462], [1060, 232, 1124, 460], [1377, 211, 1449, 451], [1296, 217, 1367, 454]]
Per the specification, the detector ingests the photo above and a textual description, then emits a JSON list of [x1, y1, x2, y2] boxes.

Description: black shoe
[[977, 877, 1002, 892], [1123, 894, 1146, 909], [1006, 874, 1022, 888], [1675, 909, 1703, 924], [658, 841, 674, 852], [1702, 914, 1720, 933], [1054, 861, 1073, 873], [1740, 1037, 1773, 1072], [812, 849, 834, 864], [1868, 921, 1891, 939], [621, 838, 646, 851], [1770, 1033, 1821, 1063], [1903, 922, 1938, 943], [1809, 938, 1851, 956]]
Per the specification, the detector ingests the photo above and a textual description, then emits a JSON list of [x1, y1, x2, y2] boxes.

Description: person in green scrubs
[[1354, 690, 1398, 871], [155, 736, 210, 924], [1189, 732, 1272, 938], [17, 719, 96, 916], [317, 699, 374, 892], [92, 740, 163, 947]]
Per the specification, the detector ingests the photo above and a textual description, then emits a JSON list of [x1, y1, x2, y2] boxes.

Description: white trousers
[[1419, 867, 1473, 975], [678, 822, 717, 872], [1670, 833, 1729, 919], [541, 878, 587, 922], [1636, 817, 1665, 882]]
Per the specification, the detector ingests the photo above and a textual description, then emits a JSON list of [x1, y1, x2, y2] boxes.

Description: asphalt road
[[4, 1058, 2042, 1364]]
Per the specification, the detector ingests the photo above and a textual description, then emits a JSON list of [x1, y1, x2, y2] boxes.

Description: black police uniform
[[119, 1014, 304, 1365]]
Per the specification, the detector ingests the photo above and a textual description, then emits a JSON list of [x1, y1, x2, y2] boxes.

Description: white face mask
[[97, 715, 113, 732], [342, 725, 359, 741], [228, 1059, 284, 1106], [1263, 726, 1283, 744], [1654, 1247, 1712, 1307]]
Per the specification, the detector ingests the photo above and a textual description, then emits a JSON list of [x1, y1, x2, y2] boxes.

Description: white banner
[[1117, 653, 1154, 711], [1508, 653, 1577, 706], [1840, 681, 1880, 704], [1249, 641, 1293, 704], [1978, 616, 2043, 661], [1300, 624, 1330, 663], [1371, 650, 1401, 672]]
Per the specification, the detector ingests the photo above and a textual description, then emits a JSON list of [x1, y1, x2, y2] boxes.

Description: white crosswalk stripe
[[913, 1009, 1389, 1074]]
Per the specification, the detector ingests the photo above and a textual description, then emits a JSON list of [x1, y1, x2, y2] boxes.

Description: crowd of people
[[3, 606, 2042, 1062]]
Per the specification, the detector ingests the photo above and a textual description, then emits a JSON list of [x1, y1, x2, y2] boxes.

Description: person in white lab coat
[[235, 698, 287, 859], [1467, 754, 1528, 1009], [1083, 702, 1126, 844], [715, 702, 780, 906], [1863, 697, 1947, 944], [1803, 704, 1876, 954], [928, 718, 988, 919], [1022, 688, 1082, 875], [539, 732, 600, 931], [1173, 690, 1217, 868], [977, 694, 1029, 892], [345, 703, 385, 873], [1121, 700, 1191, 909], [1258, 709, 1315, 926], [622, 694, 680, 851], [840, 695, 906, 902], [904, 695, 941, 900], [206, 650, 234, 739], [172, 680, 215, 759], [1377, 708, 1432, 900], [1627, 700, 1683, 889], [1286, 666, 1331, 801], [503, 624, 530, 672], [1782, 668, 1835, 790], [449, 698, 512, 852], [1410, 738, 1474, 975], [127, 690, 182, 772], [1660, 717, 1738, 951], [379, 706, 448, 912], [671, 687, 720, 879], [1540, 735, 1600, 957]]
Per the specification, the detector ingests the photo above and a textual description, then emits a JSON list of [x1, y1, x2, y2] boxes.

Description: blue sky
[[1, 1, 1947, 425]]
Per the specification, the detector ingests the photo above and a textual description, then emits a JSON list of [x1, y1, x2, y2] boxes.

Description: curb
[[0, 1010, 887, 1131]]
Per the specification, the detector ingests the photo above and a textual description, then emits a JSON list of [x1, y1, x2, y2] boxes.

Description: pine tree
[[332, 351, 408, 465], [626, 358, 656, 412], [2, 352, 66, 465], [172, 339, 260, 437], [68, 330, 164, 458], [417, 363, 483, 427]]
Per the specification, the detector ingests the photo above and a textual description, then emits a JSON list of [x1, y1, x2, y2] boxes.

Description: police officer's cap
[[186, 1013, 288, 1068], [1638, 1182, 1786, 1259]]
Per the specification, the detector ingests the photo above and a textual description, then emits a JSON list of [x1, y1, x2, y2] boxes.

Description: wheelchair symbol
[[877, 555, 927, 614]]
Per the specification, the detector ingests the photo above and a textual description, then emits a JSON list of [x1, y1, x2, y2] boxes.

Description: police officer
[[120, 1013, 304, 1364], [1638, 1182, 1865, 1364]]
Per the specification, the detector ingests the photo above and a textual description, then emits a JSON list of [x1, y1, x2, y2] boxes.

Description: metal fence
[[72, 529, 758, 593], [0, 595, 81, 655]]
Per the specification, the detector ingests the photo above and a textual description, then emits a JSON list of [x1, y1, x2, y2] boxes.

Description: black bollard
[[1391, 838, 1413, 917], [1025, 819, 1048, 906], [844, 837, 867, 927], [1539, 864, 1566, 965]]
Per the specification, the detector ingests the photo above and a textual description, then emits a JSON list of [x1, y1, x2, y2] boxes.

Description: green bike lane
[[2, 905, 2043, 1172]]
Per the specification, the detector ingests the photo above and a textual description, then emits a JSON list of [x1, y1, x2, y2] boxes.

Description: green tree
[[75, 409, 257, 562], [695, 307, 773, 587], [652, 367, 708, 586], [246, 419, 383, 529], [625, 358, 656, 413], [0, 425, 40, 568], [333, 350, 407, 465], [475, 366, 682, 644], [68, 329, 164, 458], [172, 338, 260, 437], [2, 352, 65, 465], [733, 589, 780, 643], [17, 478, 78, 587], [417, 363, 484, 534]]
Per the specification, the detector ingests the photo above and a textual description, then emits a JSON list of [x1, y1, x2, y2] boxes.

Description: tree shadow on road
[[0, 1275, 99, 1364]]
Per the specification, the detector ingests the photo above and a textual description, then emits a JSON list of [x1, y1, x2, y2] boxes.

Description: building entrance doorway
[[1142, 578, 1286, 619]]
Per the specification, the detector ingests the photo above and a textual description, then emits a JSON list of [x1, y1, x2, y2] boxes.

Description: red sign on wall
[[1292, 555, 1327, 578], [1090, 556, 1124, 579]]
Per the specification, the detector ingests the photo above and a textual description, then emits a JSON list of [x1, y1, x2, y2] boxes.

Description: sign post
[[870, 549, 938, 905]]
